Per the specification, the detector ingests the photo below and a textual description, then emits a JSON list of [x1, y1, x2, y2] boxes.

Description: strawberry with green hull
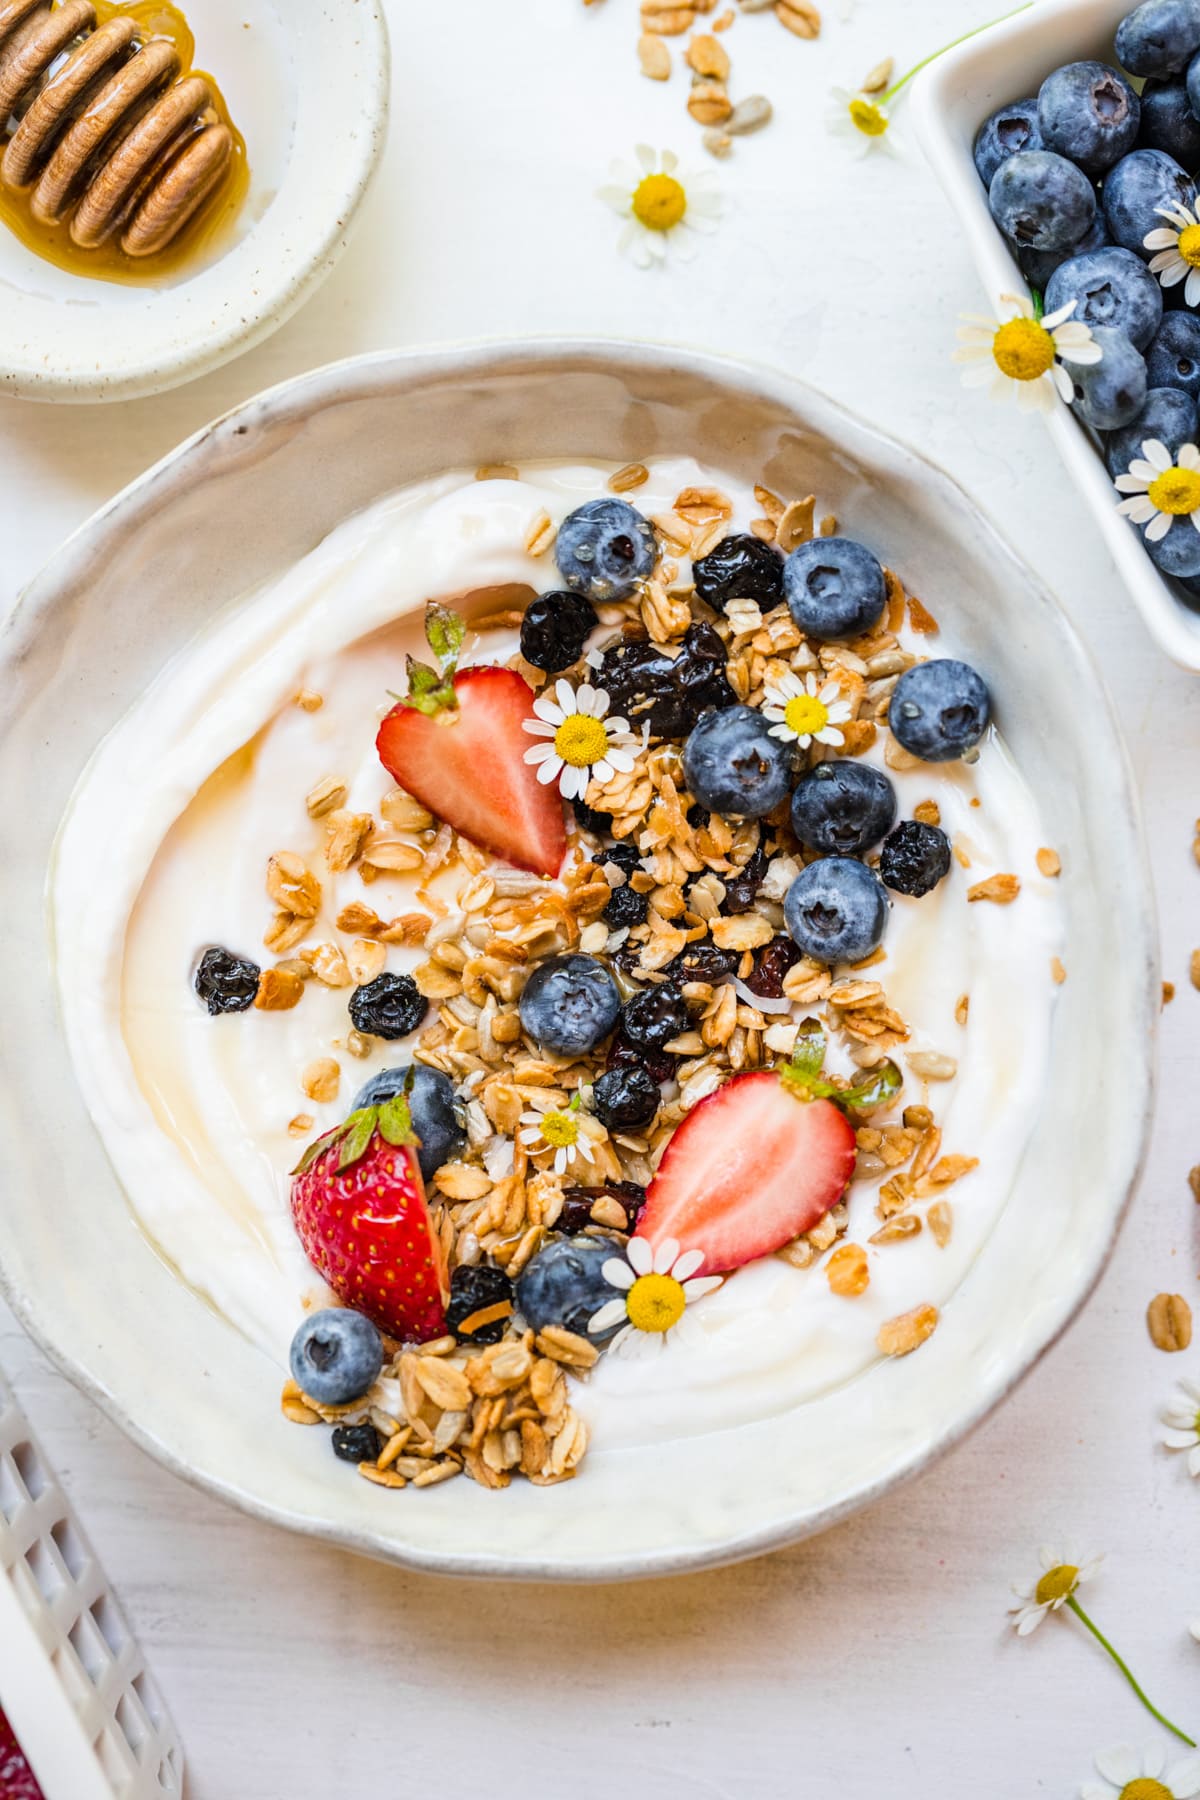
[[635, 1034, 900, 1275], [376, 602, 567, 879], [290, 1093, 447, 1342]]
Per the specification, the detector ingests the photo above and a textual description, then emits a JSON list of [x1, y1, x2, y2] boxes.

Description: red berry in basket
[[0, 1708, 45, 1800], [290, 1095, 447, 1343]]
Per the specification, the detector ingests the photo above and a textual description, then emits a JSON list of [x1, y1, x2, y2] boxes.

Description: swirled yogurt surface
[[51, 459, 1065, 1451]]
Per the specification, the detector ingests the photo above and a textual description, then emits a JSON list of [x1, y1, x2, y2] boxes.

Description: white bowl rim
[[0, 0, 390, 404], [0, 337, 1161, 1580]]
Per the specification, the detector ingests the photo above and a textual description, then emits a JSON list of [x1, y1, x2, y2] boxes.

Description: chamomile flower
[[827, 87, 896, 157], [522, 679, 639, 802], [763, 671, 852, 748], [518, 1094, 596, 1175], [1161, 1374, 1200, 1475], [955, 293, 1101, 412], [598, 145, 722, 269], [1145, 202, 1200, 306], [1115, 440, 1200, 543], [1080, 1743, 1200, 1800], [1009, 1544, 1104, 1635], [588, 1237, 722, 1353]]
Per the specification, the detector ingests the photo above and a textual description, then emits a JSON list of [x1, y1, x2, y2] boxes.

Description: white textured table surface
[[2, 1, 1199, 1794]]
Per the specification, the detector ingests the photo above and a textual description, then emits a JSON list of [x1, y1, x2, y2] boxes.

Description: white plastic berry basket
[[0, 1366, 184, 1799]]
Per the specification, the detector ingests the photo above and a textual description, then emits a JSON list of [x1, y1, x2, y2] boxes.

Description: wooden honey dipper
[[0, 0, 233, 258]]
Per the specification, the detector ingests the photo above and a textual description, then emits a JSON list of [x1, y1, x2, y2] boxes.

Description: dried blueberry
[[597, 622, 736, 739], [591, 1064, 660, 1132], [692, 533, 784, 613], [620, 982, 690, 1052], [663, 942, 738, 984], [519, 590, 598, 673], [597, 841, 642, 879], [446, 1263, 515, 1345], [558, 1180, 647, 1234], [607, 1031, 677, 1085], [745, 934, 801, 999], [720, 843, 768, 914], [331, 1423, 384, 1464], [194, 945, 260, 1015], [572, 796, 614, 836], [879, 821, 952, 898], [603, 883, 649, 929], [348, 973, 428, 1040]]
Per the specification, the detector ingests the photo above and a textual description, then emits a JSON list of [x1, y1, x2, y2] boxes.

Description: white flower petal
[[1052, 362, 1076, 403], [535, 755, 564, 785], [523, 741, 560, 764], [682, 1274, 723, 1300], [602, 1257, 635, 1290], [671, 1248, 706, 1282], [554, 677, 577, 714], [653, 1236, 681, 1274], [1094, 1745, 1140, 1786], [589, 1299, 628, 1333], [1167, 1753, 1200, 1797], [1143, 1744, 1167, 1780], [1042, 298, 1077, 329], [1144, 227, 1180, 249], [627, 1236, 654, 1275], [1145, 439, 1174, 471], [1014, 1605, 1046, 1635], [1187, 1442, 1200, 1476], [1146, 512, 1173, 542], [1180, 442, 1200, 470], [532, 694, 565, 724]]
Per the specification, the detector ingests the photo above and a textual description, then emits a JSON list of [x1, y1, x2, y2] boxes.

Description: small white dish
[[0, 0, 388, 404], [0, 341, 1157, 1579], [911, 0, 1200, 673]]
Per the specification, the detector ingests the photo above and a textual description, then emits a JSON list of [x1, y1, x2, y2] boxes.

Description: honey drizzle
[[0, 0, 248, 283]]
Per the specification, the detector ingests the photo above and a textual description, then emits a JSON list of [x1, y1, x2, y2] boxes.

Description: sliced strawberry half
[[377, 666, 566, 878], [291, 1096, 447, 1342], [636, 1070, 857, 1274]]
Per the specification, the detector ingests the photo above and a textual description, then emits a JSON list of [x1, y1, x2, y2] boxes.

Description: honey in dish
[[0, 0, 248, 283]]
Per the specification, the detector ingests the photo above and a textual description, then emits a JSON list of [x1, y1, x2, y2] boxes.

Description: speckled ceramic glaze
[[0, 0, 389, 403], [911, 0, 1200, 672], [0, 343, 1158, 1579]]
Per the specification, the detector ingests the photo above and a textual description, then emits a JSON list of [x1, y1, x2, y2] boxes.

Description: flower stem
[[1066, 1596, 1196, 1748], [882, 3, 1035, 104]]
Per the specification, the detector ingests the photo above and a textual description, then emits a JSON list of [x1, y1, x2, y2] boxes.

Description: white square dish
[[911, 0, 1200, 671]]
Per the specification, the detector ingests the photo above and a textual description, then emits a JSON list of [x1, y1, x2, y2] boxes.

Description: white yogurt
[[50, 460, 1064, 1449]]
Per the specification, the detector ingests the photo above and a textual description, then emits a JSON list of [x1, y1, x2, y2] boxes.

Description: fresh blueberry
[[1104, 384, 1199, 474], [350, 1064, 466, 1182], [692, 533, 785, 613], [782, 536, 887, 640], [1044, 247, 1163, 351], [789, 761, 897, 857], [193, 945, 260, 1015], [989, 150, 1097, 252], [682, 704, 792, 818], [602, 883, 648, 930], [1116, 0, 1200, 78], [519, 590, 598, 673], [783, 858, 889, 965], [517, 952, 620, 1056], [555, 498, 657, 602], [1143, 509, 1200, 575], [445, 1263, 514, 1345], [591, 1063, 660, 1132], [879, 821, 953, 898], [889, 660, 991, 762], [1145, 311, 1200, 404], [515, 1237, 626, 1343], [348, 972, 428, 1041], [974, 98, 1044, 187], [289, 1309, 382, 1406], [1174, 568, 1200, 603], [1139, 74, 1200, 166], [619, 981, 690, 1052], [1103, 148, 1196, 254], [1063, 325, 1149, 429], [1186, 49, 1200, 134], [1018, 211, 1111, 292], [331, 1423, 384, 1464], [1038, 62, 1140, 176]]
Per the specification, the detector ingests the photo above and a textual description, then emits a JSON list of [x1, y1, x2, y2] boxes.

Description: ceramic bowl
[[0, 0, 388, 403], [0, 341, 1157, 1579], [911, 0, 1200, 673]]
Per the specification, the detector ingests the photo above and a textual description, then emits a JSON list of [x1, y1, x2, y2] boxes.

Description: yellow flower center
[[1178, 222, 1200, 268], [540, 1111, 578, 1149], [848, 97, 888, 138], [625, 1271, 687, 1334], [554, 714, 609, 768], [631, 172, 688, 232], [1034, 1564, 1079, 1605], [992, 317, 1057, 382], [783, 693, 829, 738], [1147, 466, 1200, 516], [1120, 1781, 1173, 1800]]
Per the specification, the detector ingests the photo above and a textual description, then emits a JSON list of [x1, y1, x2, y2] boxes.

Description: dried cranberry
[[745, 934, 801, 999], [596, 622, 736, 739], [720, 843, 768, 915], [558, 1181, 647, 1234]]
